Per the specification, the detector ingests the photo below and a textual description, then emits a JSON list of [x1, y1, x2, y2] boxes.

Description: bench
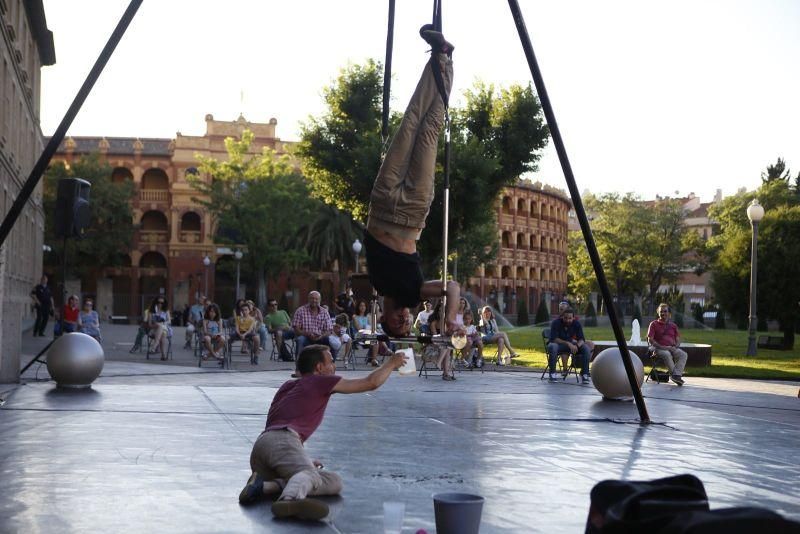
[[757, 335, 785, 350]]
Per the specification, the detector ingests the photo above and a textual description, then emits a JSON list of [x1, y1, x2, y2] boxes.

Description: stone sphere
[[591, 347, 644, 400], [46, 333, 104, 388]]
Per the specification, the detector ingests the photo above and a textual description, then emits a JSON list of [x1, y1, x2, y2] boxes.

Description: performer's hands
[[387, 351, 408, 370], [444, 320, 465, 337], [313, 459, 324, 469]]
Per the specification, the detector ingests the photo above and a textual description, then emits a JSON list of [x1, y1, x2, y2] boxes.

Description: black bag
[[587, 474, 800, 534], [279, 342, 294, 362]]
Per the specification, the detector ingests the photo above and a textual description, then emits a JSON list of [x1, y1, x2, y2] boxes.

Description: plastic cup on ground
[[433, 492, 484, 534], [397, 348, 416, 376], [383, 501, 405, 534]]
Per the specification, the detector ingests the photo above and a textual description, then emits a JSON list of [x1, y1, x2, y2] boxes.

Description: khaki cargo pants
[[367, 53, 453, 241]]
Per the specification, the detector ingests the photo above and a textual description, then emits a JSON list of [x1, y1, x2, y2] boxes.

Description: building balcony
[[178, 230, 202, 244], [139, 230, 169, 244], [140, 189, 169, 202]]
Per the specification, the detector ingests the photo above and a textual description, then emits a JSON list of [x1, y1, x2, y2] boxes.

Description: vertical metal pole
[[507, 0, 650, 423], [382, 0, 396, 147], [440, 117, 451, 315], [204, 266, 209, 298], [354, 251, 359, 274], [746, 220, 759, 356], [235, 259, 241, 301]]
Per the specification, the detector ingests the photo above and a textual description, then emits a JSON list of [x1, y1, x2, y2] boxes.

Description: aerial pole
[[506, 0, 650, 423]]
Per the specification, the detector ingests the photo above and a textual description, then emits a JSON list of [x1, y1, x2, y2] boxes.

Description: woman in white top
[[479, 306, 519, 363]]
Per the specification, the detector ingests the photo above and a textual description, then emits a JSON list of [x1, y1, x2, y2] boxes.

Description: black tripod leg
[[20, 339, 55, 375]]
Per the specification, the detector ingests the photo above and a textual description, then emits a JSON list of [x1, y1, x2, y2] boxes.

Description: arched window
[[139, 251, 167, 268], [516, 266, 525, 279], [502, 197, 512, 214], [516, 233, 526, 249], [180, 211, 201, 232], [111, 167, 133, 183], [142, 168, 169, 189], [501, 231, 511, 248], [141, 210, 168, 231], [501, 266, 511, 279]]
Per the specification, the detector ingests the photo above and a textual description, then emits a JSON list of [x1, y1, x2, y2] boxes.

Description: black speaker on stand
[[21, 178, 92, 375]]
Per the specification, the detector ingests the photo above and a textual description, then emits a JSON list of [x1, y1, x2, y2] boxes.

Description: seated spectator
[[329, 313, 353, 360], [62, 294, 81, 334], [185, 295, 207, 349], [148, 296, 172, 360], [478, 306, 519, 363], [462, 310, 483, 368], [78, 298, 101, 342], [202, 303, 226, 363], [232, 302, 260, 364], [247, 299, 268, 353], [647, 303, 688, 385], [334, 289, 356, 318], [265, 298, 295, 348], [292, 291, 337, 360], [352, 300, 371, 332], [413, 300, 433, 335], [547, 307, 591, 383]]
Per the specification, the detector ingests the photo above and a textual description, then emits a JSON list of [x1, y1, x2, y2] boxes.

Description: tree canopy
[[190, 130, 314, 306], [708, 166, 799, 346], [43, 154, 135, 280], [297, 60, 549, 280], [567, 193, 695, 306]]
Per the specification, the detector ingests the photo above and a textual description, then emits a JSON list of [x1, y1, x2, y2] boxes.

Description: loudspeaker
[[55, 178, 91, 239]]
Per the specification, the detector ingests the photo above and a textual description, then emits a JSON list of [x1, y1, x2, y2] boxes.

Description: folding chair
[[145, 331, 172, 360], [645, 347, 670, 384], [539, 328, 579, 382], [269, 331, 295, 362], [419, 344, 451, 379], [196, 324, 227, 369], [227, 318, 257, 366]]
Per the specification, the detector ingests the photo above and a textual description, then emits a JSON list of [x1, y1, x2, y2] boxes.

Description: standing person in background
[[30, 274, 54, 337]]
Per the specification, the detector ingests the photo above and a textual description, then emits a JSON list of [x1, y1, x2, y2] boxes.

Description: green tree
[[569, 193, 692, 306], [535, 298, 550, 324], [757, 205, 800, 348], [297, 62, 549, 280], [43, 154, 135, 282], [298, 204, 363, 289], [190, 130, 314, 307], [516, 299, 529, 326], [583, 301, 598, 327], [761, 157, 791, 183], [714, 307, 726, 329], [708, 176, 798, 329]]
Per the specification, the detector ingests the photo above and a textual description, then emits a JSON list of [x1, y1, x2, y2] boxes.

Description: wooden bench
[[757, 335, 784, 350]]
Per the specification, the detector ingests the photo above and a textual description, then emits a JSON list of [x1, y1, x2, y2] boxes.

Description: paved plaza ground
[[0, 325, 798, 533]]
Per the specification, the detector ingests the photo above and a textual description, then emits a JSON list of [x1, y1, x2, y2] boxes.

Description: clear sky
[[40, 0, 800, 202]]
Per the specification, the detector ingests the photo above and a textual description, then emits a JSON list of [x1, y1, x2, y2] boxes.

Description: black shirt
[[32, 284, 52, 309], [364, 231, 423, 308]]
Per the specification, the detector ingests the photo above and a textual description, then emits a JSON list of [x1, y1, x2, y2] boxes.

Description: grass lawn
[[499, 325, 800, 380]]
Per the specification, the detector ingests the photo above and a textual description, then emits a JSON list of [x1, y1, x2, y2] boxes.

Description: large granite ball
[[46, 333, 104, 388], [591, 347, 644, 400]]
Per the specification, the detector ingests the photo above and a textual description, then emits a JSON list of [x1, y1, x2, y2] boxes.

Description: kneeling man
[[239, 344, 406, 521]]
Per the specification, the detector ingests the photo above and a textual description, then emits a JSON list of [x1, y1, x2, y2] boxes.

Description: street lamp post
[[352, 239, 362, 274], [203, 255, 211, 297], [746, 199, 765, 357], [234, 249, 243, 300]]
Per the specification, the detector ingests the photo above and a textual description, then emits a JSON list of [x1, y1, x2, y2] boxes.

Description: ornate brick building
[[0, 0, 54, 381], [52, 114, 298, 320], [467, 181, 570, 318]]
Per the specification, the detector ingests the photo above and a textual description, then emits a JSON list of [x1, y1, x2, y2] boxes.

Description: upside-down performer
[[365, 26, 462, 337]]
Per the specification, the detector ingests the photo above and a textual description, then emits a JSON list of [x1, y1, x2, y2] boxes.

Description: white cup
[[383, 501, 405, 534], [396, 348, 416, 376]]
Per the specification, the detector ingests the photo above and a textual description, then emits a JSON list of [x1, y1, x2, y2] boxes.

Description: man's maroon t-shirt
[[647, 320, 679, 347], [265, 374, 342, 442]]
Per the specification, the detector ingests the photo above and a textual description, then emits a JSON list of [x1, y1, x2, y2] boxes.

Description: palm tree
[[299, 204, 363, 285]]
